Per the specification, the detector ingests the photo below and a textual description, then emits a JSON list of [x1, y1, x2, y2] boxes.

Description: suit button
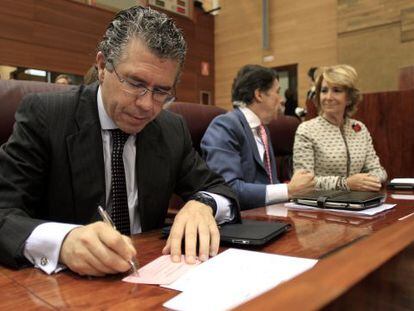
[[40, 257, 49, 266]]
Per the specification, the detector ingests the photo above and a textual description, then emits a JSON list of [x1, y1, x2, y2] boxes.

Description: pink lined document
[[122, 255, 200, 285]]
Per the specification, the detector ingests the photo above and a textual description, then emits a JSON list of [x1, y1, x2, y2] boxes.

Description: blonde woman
[[293, 64, 387, 191]]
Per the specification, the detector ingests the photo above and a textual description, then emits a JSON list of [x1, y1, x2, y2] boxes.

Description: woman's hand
[[346, 173, 381, 191]]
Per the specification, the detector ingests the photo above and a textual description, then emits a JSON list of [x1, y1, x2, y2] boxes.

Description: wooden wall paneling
[[35, 0, 112, 36], [0, 11, 100, 54], [175, 71, 198, 103], [355, 90, 414, 178], [0, 0, 112, 75], [214, 0, 337, 110], [154, 6, 215, 105], [1, 0, 35, 20], [338, 0, 414, 94], [0, 38, 93, 76], [400, 90, 414, 177], [0, 13, 34, 43], [401, 6, 414, 42], [0, 1, 214, 104], [194, 9, 214, 104], [214, 0, 262, 110], [399, 66, 414, 90]]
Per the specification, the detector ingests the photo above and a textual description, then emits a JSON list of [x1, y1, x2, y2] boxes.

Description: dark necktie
[[110, 129, 131, 235], [258, 125, 273, 184]]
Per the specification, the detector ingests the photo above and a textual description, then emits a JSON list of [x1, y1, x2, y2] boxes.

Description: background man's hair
[[307, 67, 318, 82], [231, 64, 278, 105]]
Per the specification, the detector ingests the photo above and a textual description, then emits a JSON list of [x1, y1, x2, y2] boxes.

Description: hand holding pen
[[98, 205, 140, 276], [59, 218, 138, 277]]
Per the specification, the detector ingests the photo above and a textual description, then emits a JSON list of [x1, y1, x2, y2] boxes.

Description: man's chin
[[118, 121, 148, 134]]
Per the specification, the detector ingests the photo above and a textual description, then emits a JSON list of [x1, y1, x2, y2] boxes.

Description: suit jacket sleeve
[[201, 115, 267, 210], [171, 114, 240, 219], [0, 94, 50, 268]]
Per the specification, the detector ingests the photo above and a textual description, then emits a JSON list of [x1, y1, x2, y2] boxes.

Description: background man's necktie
[[110, 129, 131, 235], [258, 125, 273, 184]]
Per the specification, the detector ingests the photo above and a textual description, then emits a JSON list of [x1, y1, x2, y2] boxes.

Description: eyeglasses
[[108, 62, 176, 105]]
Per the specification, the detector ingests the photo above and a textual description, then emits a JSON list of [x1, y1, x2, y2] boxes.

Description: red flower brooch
[[352, 123, 361, 132]]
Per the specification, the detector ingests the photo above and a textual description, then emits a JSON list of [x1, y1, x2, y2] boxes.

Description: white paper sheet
[[163, 248, 317, 311], [285, 202, 395, 216]]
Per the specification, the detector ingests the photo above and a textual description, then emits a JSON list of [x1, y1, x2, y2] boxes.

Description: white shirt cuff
[[265, 183, 289, 204], [23, 222, 81, 275], [201, 191, 233, 224]]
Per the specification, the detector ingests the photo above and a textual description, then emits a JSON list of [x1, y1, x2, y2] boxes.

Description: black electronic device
[[162, 219, 290, 246], [292, 190, 385, 211]]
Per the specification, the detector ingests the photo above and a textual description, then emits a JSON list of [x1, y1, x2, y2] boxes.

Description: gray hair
[[97, 6, 187, 71]]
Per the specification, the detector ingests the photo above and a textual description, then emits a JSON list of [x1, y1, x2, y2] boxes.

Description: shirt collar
[[239, 106, 262, 129], [97, 86, 118, 130]]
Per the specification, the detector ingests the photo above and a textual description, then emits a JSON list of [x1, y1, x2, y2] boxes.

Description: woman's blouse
[[293, 116, 387, 190]]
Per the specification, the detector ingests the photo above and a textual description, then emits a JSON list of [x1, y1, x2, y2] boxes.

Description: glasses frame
[[108, 61, 176, 105]]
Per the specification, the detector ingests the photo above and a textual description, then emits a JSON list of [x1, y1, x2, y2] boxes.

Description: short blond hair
[[314, 64, 362, 117]]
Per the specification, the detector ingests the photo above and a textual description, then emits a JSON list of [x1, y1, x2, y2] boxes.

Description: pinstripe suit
[[0, 82, 237, 269]]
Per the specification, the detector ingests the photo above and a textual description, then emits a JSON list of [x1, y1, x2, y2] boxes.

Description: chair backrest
[[0, 80, 72, 145], [166, 102, 227, 154], [0, 80, 300, 182], [268, 115, 301, 182]]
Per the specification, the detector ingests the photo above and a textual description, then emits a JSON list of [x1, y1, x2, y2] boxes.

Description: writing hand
[[162, 201, 219, 264], [59, 222, 136, 276]]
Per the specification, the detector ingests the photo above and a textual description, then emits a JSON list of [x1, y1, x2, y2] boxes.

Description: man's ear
[[254, 88, 263, 103], [96, 52, 106, 83]]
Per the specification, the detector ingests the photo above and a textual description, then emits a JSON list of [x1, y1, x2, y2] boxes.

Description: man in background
[[201, 65, 314, 210], [0, 6, 238, 276], [55, 74, 72, 85]]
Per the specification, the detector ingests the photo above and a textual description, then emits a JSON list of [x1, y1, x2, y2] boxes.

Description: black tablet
[[162, 219, 290, 246], [293, 190, 385, 211]]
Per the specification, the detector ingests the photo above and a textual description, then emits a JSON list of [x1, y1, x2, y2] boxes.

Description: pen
[[97, 205, 140, 276]]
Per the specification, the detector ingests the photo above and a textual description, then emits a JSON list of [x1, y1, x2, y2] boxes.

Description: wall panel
[[0, 0, 214, 104], [338, 0, 414, 93], [355, 90, 414, 178], [214, 0, 337, 110]]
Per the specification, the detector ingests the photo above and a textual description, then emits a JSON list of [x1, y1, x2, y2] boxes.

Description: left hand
[[162, 200, 220, 264]]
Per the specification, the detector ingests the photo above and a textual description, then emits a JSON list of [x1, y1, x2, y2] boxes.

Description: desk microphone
[[295, 107, 307, 117]]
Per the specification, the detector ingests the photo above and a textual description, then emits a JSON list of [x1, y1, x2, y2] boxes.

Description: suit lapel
[[234, 109, 267, 172], [136, 116, 169, 230], [66, 83, 106, 222]]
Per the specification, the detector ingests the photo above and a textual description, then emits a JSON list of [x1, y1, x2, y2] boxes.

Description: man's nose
[[136, 92, 153, 111]]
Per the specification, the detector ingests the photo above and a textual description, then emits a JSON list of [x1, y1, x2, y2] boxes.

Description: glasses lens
[[153, 91, 175, 105]]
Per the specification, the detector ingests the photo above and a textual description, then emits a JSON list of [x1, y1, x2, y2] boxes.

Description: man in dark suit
[[0, 6, 238, 276], [201, 65, 314, 210]]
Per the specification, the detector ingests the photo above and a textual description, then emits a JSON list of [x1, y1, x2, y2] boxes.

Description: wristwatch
[[189, 193, 217, 216]]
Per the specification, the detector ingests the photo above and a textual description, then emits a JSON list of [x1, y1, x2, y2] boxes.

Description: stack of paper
[[123, 249, 317, 310], [163, 249, 317, 310], [285, 202, 395, 217]]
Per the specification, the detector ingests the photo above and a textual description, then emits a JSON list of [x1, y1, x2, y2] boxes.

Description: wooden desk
[[1, 190, 414, 310]]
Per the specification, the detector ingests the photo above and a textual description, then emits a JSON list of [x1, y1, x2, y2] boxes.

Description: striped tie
[[258, 125, 273, 184]]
